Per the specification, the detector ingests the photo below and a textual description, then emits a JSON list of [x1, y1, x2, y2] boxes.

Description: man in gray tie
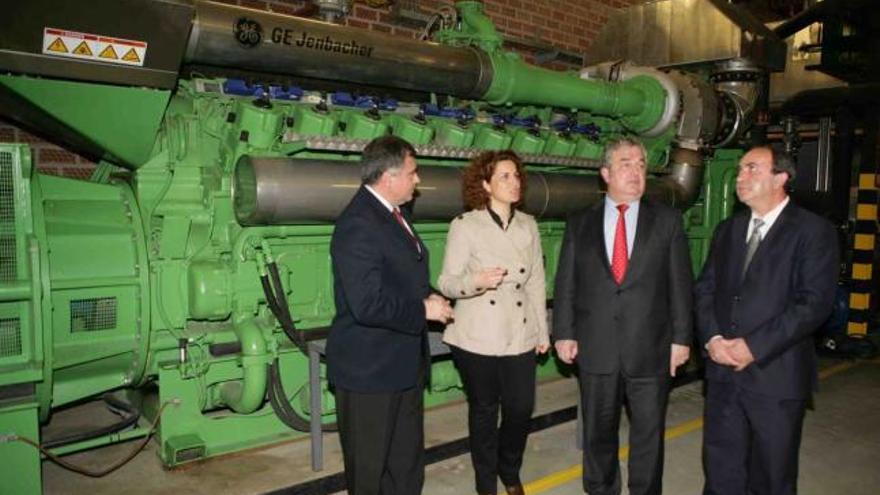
[[695, 146, 839, 495], [742, 218, 764, 279]]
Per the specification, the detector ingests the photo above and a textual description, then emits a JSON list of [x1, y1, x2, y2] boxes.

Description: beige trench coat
[[438, 209, 549, 356]]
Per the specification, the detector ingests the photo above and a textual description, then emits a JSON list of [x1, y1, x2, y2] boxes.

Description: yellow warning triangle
[[121, 48, 140, 63], [72, 41, 93, 56], [98, 44, 118, 60], [47, 37, 68, 53]]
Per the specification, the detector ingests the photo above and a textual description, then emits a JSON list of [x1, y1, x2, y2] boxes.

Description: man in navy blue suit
[[327, 136, 453, 495], [696, 146, 839, 495]]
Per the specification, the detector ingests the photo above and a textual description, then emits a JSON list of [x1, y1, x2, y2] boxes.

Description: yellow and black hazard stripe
[[848, 172, 877, 336]]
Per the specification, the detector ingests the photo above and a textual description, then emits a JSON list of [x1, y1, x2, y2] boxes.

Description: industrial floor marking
[[523, 360, 862, 494]]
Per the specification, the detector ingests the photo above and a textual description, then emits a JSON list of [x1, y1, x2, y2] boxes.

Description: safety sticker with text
[[42, 27, 147, 66]]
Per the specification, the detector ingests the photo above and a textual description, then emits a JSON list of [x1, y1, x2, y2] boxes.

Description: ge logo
[[234, 18, 262, 47]]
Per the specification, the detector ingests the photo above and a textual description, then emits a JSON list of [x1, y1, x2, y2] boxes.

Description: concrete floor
[[41, 357, 880, 495]]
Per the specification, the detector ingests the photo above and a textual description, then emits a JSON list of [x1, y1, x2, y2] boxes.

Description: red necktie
[[392, 208, 421, 253], [611, 204, 629, 285]]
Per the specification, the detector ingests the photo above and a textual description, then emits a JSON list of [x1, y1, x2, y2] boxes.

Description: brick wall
[[0, 0, 635, 175]]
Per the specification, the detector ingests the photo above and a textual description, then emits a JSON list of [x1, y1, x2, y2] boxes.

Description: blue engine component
[[330, 92, 398, 110], [222, 79, 304, 100]]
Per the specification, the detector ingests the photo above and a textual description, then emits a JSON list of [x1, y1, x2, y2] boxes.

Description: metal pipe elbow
[[220, 319, 270, 414], [648, 148, 704, 209]]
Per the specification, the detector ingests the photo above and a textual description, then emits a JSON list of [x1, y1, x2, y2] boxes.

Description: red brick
[[16, 130, 44, 144], [60, 167, 96, 180], [353, 5, 380, 21], [38, 147, 79, 164], [239, 0, 267, 10], [37, 166, 62, 177], [0, 126, 15, 143], [345, 18, 369, 29], [269, 3, 309, 16]]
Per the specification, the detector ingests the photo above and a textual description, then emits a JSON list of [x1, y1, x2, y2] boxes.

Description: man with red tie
[[553, 138, 694, 495]]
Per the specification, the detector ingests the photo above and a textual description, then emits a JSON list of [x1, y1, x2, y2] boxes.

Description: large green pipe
[[484, 53, 666, 131], [455, 1, 668, 134], [219, 319, 269, 414]]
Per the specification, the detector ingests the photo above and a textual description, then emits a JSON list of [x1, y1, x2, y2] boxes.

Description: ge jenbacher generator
[[0, 1, 756, 492]]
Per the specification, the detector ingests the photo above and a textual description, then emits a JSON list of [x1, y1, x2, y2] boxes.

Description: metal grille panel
[[0, 317, 23, 358], [0, 151, 16, 281], [70, 297, 118, 332]]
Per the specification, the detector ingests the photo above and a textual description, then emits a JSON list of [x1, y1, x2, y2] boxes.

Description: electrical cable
[[41, 395, 141, 449], [13, 401, 174, 478]]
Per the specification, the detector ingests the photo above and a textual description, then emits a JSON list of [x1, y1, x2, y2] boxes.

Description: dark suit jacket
[[327, 186, 431, 393], [553, 200, 694, 376], [695, 201, 838, 399]]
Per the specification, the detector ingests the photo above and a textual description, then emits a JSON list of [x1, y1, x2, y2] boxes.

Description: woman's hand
[[472, 267, 506, 289], [535, 343, 550, 354]]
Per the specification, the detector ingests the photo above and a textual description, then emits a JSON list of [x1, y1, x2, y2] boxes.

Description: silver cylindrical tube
[[233, 157, 606, 224], [187, 1, 493, 98]]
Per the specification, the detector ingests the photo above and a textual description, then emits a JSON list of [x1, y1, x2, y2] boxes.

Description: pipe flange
[[711, 92, 742, 148], [710, 71, 761, 83]]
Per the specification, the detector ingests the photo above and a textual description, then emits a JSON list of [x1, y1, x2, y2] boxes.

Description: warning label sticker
[[41, 27, 147, 67]]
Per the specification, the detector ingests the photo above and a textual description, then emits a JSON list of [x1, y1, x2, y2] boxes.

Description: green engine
[[0, 1, 752, 492]]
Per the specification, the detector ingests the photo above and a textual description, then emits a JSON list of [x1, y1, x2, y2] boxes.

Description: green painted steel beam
[[0, 281, 30, 302]]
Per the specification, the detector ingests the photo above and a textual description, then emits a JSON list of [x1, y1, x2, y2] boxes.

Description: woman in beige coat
[[439, 150, 549, 495]]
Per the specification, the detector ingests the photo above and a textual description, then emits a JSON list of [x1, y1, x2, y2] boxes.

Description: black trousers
[[335, 383, 425, 495], [578, 371, 670, 495], [451, 346, 536, 494], [703, 380, 806, 495]]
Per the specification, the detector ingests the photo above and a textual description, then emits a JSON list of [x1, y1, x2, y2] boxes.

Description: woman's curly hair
[[461, 150, 527, 211]]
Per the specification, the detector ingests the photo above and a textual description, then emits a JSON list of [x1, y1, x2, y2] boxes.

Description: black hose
[[259, 265, 337, 432], [267, 262, 294, 324], [260, 274, 281, 317], [267, 358, 338, 432], [264, 263, 311, 353], [41, 394, 141, 449]]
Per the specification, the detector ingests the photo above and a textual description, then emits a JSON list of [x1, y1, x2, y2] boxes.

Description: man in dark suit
[[696, 146, 838, 495], [327, 135, 453, 495], [553, 138, 694, 495]]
